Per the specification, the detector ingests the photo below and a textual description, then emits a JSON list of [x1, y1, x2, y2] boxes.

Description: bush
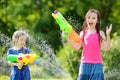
[[102, 33, 120, 80], [56, 43, 82, 80], [0, 57, 10, 75]]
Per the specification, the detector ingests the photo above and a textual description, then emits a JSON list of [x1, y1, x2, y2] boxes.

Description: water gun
[[52, 10, 80, 43], [7, 53, 40, 69]]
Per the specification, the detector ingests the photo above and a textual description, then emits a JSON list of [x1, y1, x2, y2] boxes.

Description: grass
[[0, 75, 9, 80], [0, 64, 72, 80], [0, 75, 70, 80], [0, 65, 72, 80]]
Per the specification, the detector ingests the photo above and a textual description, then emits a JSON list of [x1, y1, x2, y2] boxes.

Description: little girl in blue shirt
[[7, 30, 31, 80]]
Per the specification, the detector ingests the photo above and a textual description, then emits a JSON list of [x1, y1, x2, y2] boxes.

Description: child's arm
[[63, 31, 83, 51], [29, 61, 34, 65], [8, 61, 23, 68], [29, 60, 40, 65], [100, 24, 112, 51]]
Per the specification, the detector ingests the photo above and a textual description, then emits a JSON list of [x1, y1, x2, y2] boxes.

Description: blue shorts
[[77, 63, 104, 80], [10, 66, 30, 80]]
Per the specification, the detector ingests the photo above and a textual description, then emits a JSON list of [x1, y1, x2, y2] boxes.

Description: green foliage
[[0, 74, 70, 80], [0, 57, 10, 75], [56, 43, 82, 80], [102, 33, 120, 79], [0, 0, 120, 79], [1, 0, 120, 50]]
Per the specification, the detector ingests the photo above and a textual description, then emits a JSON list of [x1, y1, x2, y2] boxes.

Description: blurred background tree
[[0, 0, 120, 80]]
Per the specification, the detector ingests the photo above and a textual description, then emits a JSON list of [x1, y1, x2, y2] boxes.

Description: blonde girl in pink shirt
[[63, 9, 112, 80]]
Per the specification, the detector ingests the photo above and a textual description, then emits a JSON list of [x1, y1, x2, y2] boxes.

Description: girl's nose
[[89, 18, 92, 21]]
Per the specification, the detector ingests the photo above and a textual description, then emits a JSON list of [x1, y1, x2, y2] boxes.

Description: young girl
[[63, 9, 112, 80], [7, 30, 31, 80]]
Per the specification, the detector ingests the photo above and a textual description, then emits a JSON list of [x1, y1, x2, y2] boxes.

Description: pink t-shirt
[[81, 30, 102, 63]]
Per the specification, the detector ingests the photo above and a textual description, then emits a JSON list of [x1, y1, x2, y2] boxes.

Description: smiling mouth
[[89, 23, 93, 26]]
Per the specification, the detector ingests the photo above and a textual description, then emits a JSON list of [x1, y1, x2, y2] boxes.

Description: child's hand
[[29, 61, 34, 65], [17, 62, 23, 68], [106, 24, 112, 36], [61, 31, 68, 38]]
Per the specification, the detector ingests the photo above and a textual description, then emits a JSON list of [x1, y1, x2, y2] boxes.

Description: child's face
[[16, 35, 27, 48], [86, 12, 98, 29]]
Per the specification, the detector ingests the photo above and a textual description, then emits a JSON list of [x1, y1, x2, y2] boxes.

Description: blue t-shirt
[[7, 47, 31, 80]]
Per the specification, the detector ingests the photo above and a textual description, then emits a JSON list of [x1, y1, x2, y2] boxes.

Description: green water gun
[[52, 10, 81, 43], [52, 10, 72, 38]]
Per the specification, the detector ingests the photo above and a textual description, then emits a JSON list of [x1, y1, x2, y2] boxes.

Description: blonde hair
[[12, 30, 28, 46]]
